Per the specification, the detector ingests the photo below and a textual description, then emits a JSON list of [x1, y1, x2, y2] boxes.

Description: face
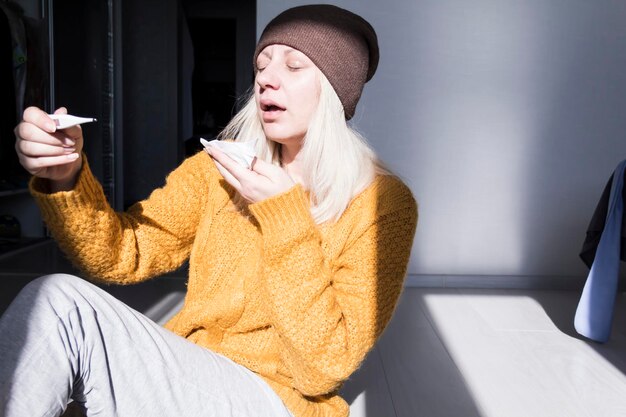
[[255, 44, 321, 147]]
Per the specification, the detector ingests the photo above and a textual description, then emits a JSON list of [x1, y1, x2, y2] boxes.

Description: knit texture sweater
[[30, 151, 418, 417]]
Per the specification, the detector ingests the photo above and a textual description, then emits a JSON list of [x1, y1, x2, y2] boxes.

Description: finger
[[22, 106, 57, 133], [207, 146, 253, 181], [55, 123, 83, 141], [17, 139, 75, 158], [211, 157, 242, 190], [19, 153, 80, 172], [52, 107, 83, 137], [250, 157, 281, 178], [54, 107, 83, 139], [250, 158, 295, 190], [15, 123, 75, 147]]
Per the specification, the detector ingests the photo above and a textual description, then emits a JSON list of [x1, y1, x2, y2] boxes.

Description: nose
[[256, 63, 281, 91]]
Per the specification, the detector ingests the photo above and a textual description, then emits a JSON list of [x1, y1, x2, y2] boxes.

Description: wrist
[[49, 159, 82, 192], [50, 176, 78, 193]]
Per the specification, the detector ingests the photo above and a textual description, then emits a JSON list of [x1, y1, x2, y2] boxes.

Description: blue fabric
[[575, 160, 626, 343]]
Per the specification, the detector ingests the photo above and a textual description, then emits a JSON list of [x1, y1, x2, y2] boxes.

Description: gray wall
[[259, 0, 626, 281]]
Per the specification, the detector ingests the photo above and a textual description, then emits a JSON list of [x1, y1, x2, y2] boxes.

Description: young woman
[[2, 4, 417, 417]]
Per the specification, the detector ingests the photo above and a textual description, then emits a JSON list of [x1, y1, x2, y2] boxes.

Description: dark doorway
[[182, 0, 256, 157], [186, 17, 236, 155]]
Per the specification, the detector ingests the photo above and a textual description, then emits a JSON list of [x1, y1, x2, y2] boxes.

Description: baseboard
[[404, 274, 594, 290]]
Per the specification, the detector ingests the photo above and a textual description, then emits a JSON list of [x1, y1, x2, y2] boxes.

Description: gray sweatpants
[[0, 274, 293, 417]]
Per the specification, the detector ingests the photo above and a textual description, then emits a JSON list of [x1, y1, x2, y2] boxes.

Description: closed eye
[[256, 54, 270, 71]]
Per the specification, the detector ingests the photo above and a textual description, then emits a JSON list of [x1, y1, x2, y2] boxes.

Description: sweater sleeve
[[29, 152, 215, 284], [249, 176, 418, 396]]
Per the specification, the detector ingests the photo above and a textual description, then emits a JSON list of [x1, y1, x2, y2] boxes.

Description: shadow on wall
[[373, 0, 626, 279], [514, 1, 626, 279]]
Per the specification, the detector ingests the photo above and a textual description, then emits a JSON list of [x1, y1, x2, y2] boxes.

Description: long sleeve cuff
[[29, 156, 107, 221], [248, 185, 317, 248]]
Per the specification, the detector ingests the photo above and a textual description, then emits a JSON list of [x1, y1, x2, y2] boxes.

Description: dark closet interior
[[186, 17, 237, 155], [183, 0, 256, 154], [0, 0, 256, 313]]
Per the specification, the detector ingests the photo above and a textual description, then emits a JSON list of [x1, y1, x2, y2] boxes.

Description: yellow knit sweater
[[30, 151, 418, 417]]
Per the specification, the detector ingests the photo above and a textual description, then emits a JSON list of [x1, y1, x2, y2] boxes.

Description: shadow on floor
[[531, 289, 626, 376], [342, 288, 484, 417]]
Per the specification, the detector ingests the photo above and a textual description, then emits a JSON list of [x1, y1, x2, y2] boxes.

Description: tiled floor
[[2, 243, 626, 417], [347, 287, 626, 417]]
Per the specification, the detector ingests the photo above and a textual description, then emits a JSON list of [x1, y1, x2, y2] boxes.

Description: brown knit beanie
[[254, 4, 379, 120]]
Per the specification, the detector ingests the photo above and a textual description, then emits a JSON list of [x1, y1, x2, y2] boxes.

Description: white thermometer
[[49, 114, 97, 129]]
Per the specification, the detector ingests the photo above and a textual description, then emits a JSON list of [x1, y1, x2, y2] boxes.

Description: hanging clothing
[[0, 3, 48, 186], [0, 2, 27, 121], [575, 160, 626, 343], [22, 14, 48, 110], [580, 169, 626, 267], [0, 4, 18, 185]]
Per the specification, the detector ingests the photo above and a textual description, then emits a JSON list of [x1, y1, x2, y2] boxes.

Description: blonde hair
[[218, 74, 388, 224]]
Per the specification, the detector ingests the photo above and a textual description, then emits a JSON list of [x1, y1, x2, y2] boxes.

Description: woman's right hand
[[14, 106, 84, 191]]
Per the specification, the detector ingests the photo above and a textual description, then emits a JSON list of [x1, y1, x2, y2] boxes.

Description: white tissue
[[200, 138, 256, 169]]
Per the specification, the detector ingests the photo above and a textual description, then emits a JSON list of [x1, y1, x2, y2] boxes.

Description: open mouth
[[261, 101, 286, 112]]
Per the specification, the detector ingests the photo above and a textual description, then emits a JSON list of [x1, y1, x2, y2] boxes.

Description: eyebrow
[[260, 47, 299, 58]]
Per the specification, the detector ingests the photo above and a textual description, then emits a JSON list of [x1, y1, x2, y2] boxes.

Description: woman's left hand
[[206, 146, 295, 203]]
